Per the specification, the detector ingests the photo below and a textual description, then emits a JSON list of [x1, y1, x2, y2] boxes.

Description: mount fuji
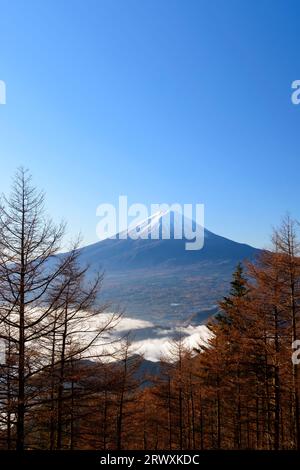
[[74, 210, 260, 326]]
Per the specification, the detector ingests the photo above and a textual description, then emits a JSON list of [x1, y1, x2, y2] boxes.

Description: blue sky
[[0, 0, 299, 248]]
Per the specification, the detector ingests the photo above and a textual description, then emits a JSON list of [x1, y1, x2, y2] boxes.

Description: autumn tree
[[0, 169, 120, 450]]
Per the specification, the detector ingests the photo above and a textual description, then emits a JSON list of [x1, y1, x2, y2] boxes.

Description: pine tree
[[216, 262, 248, 326]]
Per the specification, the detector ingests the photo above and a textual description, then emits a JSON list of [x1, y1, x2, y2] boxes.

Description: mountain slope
[[80, 210, 259, 269], [74, 211, 260, 324]]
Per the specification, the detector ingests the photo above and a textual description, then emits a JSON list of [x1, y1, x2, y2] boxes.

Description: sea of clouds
[[79, 313, 212, 363]]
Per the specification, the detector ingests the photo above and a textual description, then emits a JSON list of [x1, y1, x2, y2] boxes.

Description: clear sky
[[0, 0, 299, 249]]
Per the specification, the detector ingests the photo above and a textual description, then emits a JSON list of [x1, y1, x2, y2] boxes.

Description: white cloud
[[132, 325, 212, 362], [112, 316, 154, 332]]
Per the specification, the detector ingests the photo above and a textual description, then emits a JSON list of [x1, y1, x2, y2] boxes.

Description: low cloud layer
[[131, 324, 212, 362], [73, 312, 212, 363]]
